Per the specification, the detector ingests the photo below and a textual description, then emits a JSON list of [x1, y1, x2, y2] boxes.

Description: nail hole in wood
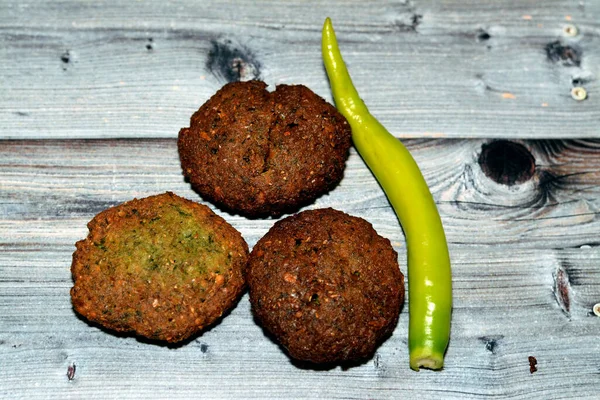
[[571, 87, 587, 101], [563, 24, 578, 37]]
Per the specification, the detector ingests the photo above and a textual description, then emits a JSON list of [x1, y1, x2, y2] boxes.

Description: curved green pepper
[[321, 18, 452, 371]]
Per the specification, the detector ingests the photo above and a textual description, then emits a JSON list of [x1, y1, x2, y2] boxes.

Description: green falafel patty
[[70, 192, 248, 343]]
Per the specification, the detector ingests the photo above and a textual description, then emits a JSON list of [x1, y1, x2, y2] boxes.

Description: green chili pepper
[[321, 17, 452, 371]]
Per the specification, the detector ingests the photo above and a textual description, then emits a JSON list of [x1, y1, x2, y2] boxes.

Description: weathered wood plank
[[1, 238, 598, 399], [1, 139, 599, 248], [1, 0, 598, 139], [0, 138, 599, 399]]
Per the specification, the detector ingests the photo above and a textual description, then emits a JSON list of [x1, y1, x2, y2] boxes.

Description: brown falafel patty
[[246, 208, 404, 363], [178, 81, 352, 218], [70, 192, 248, 343]]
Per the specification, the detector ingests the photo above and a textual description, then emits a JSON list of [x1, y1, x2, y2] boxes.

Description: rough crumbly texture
[[246, 208, 404, 363], [178, 81, 352, 218], [70, 192, 248, 343]]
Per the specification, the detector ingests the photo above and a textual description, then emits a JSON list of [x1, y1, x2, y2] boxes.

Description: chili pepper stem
[[322, 17, 452, 371]]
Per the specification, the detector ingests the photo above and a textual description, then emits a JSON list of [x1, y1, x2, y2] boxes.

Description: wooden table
[[1, 1, 599, 398]]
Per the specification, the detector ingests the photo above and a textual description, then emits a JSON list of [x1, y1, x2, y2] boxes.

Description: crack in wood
[[553, 265, 572, 318]]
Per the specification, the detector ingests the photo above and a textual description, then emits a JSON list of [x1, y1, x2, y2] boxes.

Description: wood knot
[[478, 140, 536, 186], [476, 28, 491, 42], [206, 38, 261, 83], [478, 335, 504, 354], [545, 40, 582, 67]]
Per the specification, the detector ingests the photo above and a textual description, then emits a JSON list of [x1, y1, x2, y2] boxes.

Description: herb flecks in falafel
[[70, 192, 248, 343]]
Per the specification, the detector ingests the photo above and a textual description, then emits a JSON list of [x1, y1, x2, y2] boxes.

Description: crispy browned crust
[[178, 81, 352, 218], [246, 208, 404, 363], [70, 192, 248, 343]]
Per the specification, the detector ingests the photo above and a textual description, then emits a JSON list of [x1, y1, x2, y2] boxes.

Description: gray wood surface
[[1, 0, 598, 139], [1, 1, 600, 399], [1, 139, 599, 399]]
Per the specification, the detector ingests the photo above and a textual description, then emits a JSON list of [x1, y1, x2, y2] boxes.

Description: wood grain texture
[[1, 138, 599, 399], [1, 0, 598, 139], [1, 0, 599, 397], [1, 139, 599, 248]]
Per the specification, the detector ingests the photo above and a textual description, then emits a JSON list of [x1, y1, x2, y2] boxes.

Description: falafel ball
[[70, 192, 248, 343], [246, 208, 404, 364], [178, 81, 352, 218]]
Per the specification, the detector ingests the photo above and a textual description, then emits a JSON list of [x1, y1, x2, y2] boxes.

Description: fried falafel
[[246, 208, 404, 364], [70, 192, 248, 343], [178, 81, 352, 218]]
